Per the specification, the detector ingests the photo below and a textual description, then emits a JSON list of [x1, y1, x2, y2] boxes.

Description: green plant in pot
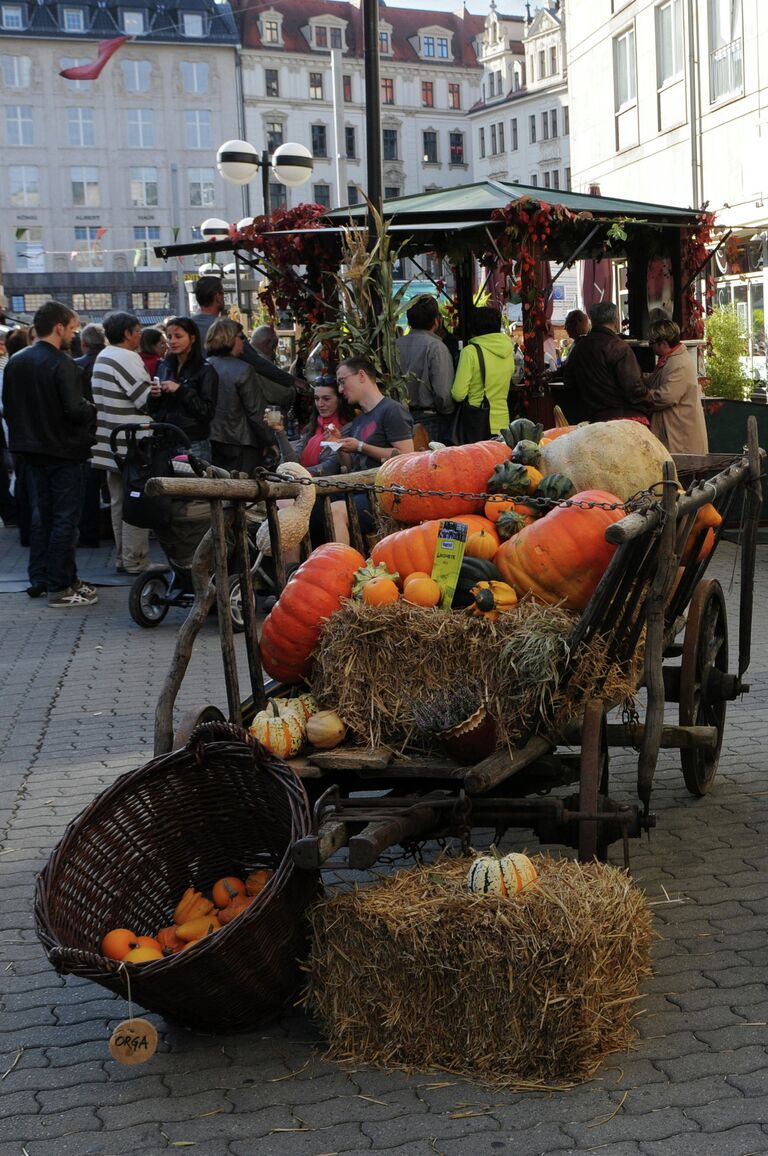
[[413, 682, 497, 765], [703, 305, 751, 400]]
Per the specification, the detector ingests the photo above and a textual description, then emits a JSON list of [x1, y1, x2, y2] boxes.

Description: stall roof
[[328, 181, 701, 227]]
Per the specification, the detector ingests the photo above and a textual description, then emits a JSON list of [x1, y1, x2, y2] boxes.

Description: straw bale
[[311, 601, 639, 754], [306, 855, 653, 1088]]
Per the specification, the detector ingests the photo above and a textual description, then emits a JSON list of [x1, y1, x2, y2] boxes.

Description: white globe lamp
[[216, 140, 260, 186], [272, 143, 313, 189], [200, 217, 230, 242]]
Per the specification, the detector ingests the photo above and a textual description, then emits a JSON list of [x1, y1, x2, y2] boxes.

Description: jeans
[[25, 459, 87, 593]]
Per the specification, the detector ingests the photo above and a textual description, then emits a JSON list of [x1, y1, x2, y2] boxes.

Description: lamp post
[[216, 139, 313, 214]]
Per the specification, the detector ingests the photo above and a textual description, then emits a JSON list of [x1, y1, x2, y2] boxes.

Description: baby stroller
[[110, 422, 272, 629]]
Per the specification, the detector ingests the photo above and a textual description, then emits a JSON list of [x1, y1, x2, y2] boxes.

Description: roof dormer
[[306, 14, 348, 53], [260, 7, 283, 47], [413, 24, 453, 63]]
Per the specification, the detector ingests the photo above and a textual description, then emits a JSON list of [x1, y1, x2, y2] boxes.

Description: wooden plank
[[348, 805, 441, 870], [285, 755, 328, 779], [559, 722, 719, 750], [307, 747, 394, 771], [292, 821, 349, 870], [210, 499, 241, 728], [463, 735, 553, 793], [233, 503, 266, 712]]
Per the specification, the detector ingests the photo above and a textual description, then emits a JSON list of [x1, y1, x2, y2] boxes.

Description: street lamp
[[216, 139, 313, 214]]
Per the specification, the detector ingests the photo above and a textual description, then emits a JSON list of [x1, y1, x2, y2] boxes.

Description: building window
[[127, 108, 154, 148], [379, 30, 390, 54], [265, 68, 279, 97], [529, 114, 536, 143], [448, 82, 460, 109], [345, 125, 356, 157], [311, 124, 327, 157], [74, 226, 103, 269], [656, 0, 684, 85], [181, 61, 208, 94], [550, 108, 558, 137], [309, 71, 323, 100], [614, 27, 637, 109], [347, 183, 359, 205], [123, 11, 145, 35], [60, 57, 92, 90], [384, 185, 400, 199], [437, 36, 449, 58], [488, 74, 495, 98], [423, 129, 438, 164], [538, 49, 546, 78], [67, 106, 95, 147], [184, 109, 212, 149], [343, 74, 352, 101], [268, 182, 287, 211], [709, 0, 742, 103], [188, 167, 215, 207], [315, 25, 328, 47], [263, 18, 280, 44], [122, 59, 151, 92], [72, 293, 112, 310], [313, 183, 331, 208], [479, 127, 485, 158], [6, 104, 33, 145], [1, 55, 31, 87], [552, 169, 560, 189], [421, 81, 434, 108], [511, 117, 518, 151], [530, 174, 538, 187], [564, 106, 570, 135], [16, 226, 44, 272], [565, 166, 571, 190], [423, 35, 435, 57], [550, 45, 557, 74], [330, 27, 342, 49], [449, 131, 464, 165], [71, 166, 100, 207], [542, 111, 549, 140], [266, 121, 283, 151], [130, 166, 158, 207], [382, 128, 398, 161], [1, 6, 24, 30], [544, 171, 551, 189], [382, 77, 394, 104], [133, 226, 161, 269], [9, 165, 39, 205], [498, 121, 505, 152], [182, 13, 204, 37], [490, 124, 497, 154], [63, 7, 85, 32]]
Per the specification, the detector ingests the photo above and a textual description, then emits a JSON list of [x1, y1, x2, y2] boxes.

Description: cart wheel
[[173, 705, 226, 749], [680, 579, 728, 796], [228, 575, 247, 634], [578, 700, 609, 863], [128, 571, 170, 627]]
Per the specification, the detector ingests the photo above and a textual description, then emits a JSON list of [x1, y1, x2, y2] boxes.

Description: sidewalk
[[1, 524, 768, 1156]]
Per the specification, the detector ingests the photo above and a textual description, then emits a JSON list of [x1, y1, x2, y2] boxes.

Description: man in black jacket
[[3, 301, 98, 607], [561, 302, 649, 422]]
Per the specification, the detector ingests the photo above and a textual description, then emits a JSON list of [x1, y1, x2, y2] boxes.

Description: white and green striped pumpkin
[[273, 693, 319, 726], [249, 701, 305, 758], [467, 851, 537, 897]]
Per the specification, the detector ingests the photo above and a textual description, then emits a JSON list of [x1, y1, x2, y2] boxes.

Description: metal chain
[[255, 467, 666, 515]]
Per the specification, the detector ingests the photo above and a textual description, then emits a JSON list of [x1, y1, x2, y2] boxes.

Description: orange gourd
[[212, 876, 246, 908], [260, 542, 366, 683], [157, 925, 186, 954], [123, 946, 164, 963], [371, 515, 498, 582], [403, 575, 441, 607], [218, 894, 255, 925], [465, 530, 498, 561], [376, 441, 511, 524], [494, 489, 625, 611], [245, 868, 273, 896], [362, 576, 400, 605], [101, 928, 138, 961], [173, 886, 214, 925]]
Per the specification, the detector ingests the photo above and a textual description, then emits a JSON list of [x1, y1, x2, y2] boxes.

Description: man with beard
[[2, 301, 98, 606]]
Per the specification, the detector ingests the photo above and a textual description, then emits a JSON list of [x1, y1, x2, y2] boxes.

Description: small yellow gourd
[[467, 849, 537, 896], [306, 710, 347, 750]]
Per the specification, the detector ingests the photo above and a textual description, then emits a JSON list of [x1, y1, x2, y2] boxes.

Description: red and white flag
[[59, 37, 131, 81]]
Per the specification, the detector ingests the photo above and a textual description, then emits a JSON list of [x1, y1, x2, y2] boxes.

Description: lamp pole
[[217, 141, 313, 216], [362, 0, 383, 241]]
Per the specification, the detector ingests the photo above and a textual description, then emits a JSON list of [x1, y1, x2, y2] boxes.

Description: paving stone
[[640, 1124, 768, 1156], [362, 1109, 503, 1148], [0, 1105, 101, 1144], [229, 1121, 371, 1154], [653, 1045, 768, 1082]]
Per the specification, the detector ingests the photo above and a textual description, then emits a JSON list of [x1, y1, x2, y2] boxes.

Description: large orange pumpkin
[[371, 515, 498, 581], [376, 441, 511, 524], [493, 489, 625, 611], [260, 542, 365, 683]]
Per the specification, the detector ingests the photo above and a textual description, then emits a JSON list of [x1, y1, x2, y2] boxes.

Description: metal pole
[[362, 0, 382, 238], [261, 149, 270, 215], [330, 48, 347, 207], [169, 163, 186, 315]]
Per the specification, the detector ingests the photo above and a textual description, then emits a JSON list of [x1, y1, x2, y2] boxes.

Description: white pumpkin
[[248, 700, 305, 758], [255, 462, 316, 556], [538, 421, 675, 502], [467, 851, 537, 897], [306, 710, 346, 750]]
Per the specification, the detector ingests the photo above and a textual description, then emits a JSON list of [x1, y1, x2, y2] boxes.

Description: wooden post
[[210, 500, 242, 727], [233, 503, 266, 713]]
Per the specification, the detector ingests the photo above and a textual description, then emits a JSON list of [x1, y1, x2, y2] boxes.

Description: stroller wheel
[[129, 571, 171, 627], [228, 575, 249, 634]]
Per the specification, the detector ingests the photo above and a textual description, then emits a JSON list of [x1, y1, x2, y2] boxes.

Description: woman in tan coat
[[645, 319, 708, 454]]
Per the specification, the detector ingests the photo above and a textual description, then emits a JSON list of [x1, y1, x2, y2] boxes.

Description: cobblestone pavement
[[1, 525, 768, 1156]]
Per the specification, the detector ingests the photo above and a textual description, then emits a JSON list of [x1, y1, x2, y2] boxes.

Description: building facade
[[232, 0, 485, 212], [0, 0, 241, 321], [565, 0, 766, 370]]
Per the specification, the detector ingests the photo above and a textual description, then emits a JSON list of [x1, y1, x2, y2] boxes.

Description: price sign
[[109, 1017, 158, 1065]]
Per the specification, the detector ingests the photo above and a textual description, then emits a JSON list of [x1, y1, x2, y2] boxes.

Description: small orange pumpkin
[[465, 529, 498, 561], [157, 925, 186, 955], [101, 928, 138, 961], [362, 576, 400, 605], [403, 575, 441, 607], [245, 868, 274, 896], [218, 894, 255, 925]]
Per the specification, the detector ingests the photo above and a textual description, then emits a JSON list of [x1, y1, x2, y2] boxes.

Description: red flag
[[95, 227, 107, 240], [59, 37, 131, 81]]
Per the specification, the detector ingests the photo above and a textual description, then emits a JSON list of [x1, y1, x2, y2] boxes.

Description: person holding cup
[[148, 317, 217, 460], [284, 375, 353, 477]]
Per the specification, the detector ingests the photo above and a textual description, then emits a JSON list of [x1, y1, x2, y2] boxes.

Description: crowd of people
[[0, 283, 708, 610]]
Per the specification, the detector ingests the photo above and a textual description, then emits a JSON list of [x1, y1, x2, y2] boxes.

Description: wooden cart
[[146, 419, 763, 869]]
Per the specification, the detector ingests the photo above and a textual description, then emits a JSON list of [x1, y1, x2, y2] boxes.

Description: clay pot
[[440, 706, 497, 765]]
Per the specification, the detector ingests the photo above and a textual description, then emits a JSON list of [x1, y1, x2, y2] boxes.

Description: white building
[[565, 0, 766, 368], [0, 0, 242, 321], [233, 0, 486, 212]]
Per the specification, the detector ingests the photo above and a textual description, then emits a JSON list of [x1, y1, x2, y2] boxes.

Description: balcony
[[710, 38, 742, 104]]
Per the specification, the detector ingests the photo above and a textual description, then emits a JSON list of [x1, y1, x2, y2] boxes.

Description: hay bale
[[311, 600, 640, 755], [306, 856, 653, 1088]]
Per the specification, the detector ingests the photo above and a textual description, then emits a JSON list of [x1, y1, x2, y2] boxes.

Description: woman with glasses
[[645, 319, 708, 454]]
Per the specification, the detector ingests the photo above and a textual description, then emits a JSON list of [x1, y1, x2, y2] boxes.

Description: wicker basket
[[34, 723, 319, 1033]]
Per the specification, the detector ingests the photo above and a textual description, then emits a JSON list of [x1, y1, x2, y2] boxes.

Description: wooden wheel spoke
[[680, 580, 728, 797]]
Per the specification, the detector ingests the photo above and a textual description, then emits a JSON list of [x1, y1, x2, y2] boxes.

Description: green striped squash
[[466, 852, 537, 897]]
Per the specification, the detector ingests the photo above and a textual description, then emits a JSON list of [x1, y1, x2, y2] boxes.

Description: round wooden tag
[[109, 1017, 158, 1064]]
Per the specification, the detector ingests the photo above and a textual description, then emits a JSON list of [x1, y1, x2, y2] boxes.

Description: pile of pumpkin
[[260, 417, 676, 686], [100, 871, 273, 963], [247, 691, 347, 760]]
